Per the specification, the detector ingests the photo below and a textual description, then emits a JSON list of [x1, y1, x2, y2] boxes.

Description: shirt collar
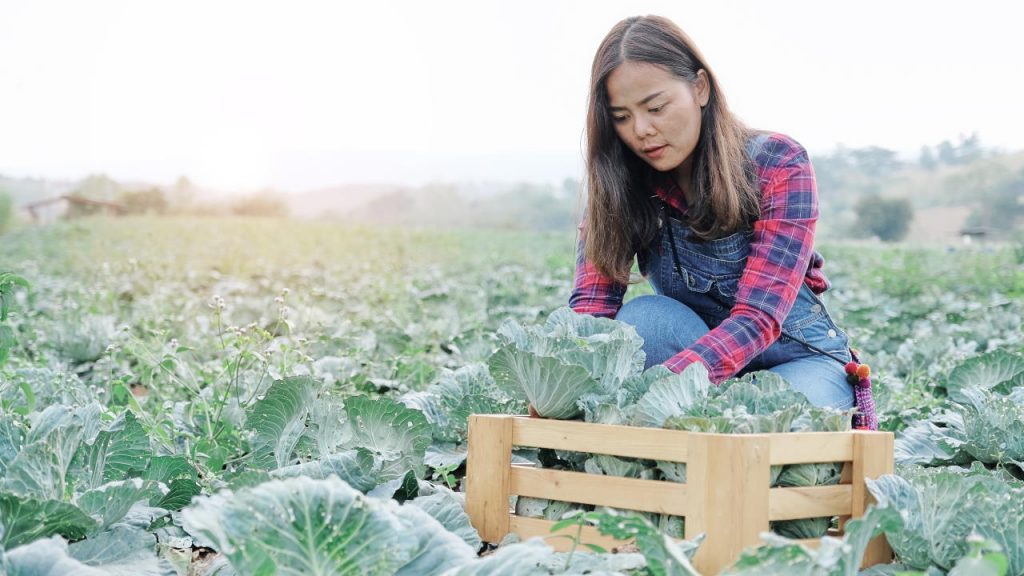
[[654, 175, 688, 215]]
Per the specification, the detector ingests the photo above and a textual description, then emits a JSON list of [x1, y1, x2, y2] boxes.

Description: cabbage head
[[489, 307, 645, 419]]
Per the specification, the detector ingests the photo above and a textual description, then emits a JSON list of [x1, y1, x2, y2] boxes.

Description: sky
[[1, 0, 1022, 191]]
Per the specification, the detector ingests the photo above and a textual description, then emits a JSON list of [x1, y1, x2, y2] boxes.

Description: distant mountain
[[286, 183, 412, 219], [3, 145, 1019, 241], [285, 180, 580, 221]]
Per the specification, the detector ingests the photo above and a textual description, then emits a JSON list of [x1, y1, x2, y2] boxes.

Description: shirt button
[[827, 329, 837, 338], [811, 304, 822, 313]]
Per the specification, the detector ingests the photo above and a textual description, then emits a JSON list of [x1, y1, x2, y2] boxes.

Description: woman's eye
[[649, 104, 665, 113], [612, 115, 628, 123]]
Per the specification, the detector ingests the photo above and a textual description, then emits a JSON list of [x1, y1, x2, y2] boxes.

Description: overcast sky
[[1, 0, 1021, 191]]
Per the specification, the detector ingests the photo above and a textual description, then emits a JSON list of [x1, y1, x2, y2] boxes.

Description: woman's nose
[[633, 115, 656, 138]]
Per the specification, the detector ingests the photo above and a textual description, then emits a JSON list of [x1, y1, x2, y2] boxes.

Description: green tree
[[849, 146, 901, 178], [119, 187, 169, 215], [169, 175, 196, 211], [919, 145, 938, 171], [0, 191, 11, 234], [65, 173, 124, 219], [937, 140, 958, 165], [560, 177, 581, 200], [811, 146, 852, 201], [967, 169, 1024, 233], [230, 191, 290, 218], [956, 132, 984, 164], [934, 133, 984, 166], [73, 173, 122, 201], [941, 162, 1011, 207], [854, 194, 914, 242]]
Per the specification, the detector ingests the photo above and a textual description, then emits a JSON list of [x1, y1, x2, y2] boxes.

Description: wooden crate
[[465, 414, 893, 575]]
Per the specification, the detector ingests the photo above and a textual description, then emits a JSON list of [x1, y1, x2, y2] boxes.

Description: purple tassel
[[853, 377, 878, 430], [848, 350, 879, 430]]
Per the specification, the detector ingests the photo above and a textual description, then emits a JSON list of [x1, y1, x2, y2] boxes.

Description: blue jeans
[[616, 294, 855, 410]]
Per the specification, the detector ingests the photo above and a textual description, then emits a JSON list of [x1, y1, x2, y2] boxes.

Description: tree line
[[1, 133, 1021, 242]]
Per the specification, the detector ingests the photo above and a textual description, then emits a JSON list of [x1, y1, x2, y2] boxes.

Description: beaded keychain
[[845, 356, 878, 430]]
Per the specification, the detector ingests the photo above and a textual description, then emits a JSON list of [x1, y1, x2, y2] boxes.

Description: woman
[[569, 15, 876, 429]]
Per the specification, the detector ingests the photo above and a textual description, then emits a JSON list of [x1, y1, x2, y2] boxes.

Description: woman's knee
[[615, 295, 709, 367], [767, 358, 854, 410]]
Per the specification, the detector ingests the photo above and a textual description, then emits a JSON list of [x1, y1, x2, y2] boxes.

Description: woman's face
[[606, 61, 709, 186]]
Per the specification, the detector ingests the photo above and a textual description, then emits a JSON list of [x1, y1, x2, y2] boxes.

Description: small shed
[[24, 195, 127, 223], [958, 226, 993, 245]]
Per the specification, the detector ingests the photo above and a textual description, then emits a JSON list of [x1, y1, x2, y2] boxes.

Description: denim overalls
[[640, 216, 853, 371], [617, 147, 857, 410]]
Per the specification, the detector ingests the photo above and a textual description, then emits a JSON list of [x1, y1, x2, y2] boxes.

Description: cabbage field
[[0, 216, 1022, 575]]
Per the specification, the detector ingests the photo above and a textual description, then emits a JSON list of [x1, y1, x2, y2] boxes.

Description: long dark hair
[[584, 15, 761, 284]]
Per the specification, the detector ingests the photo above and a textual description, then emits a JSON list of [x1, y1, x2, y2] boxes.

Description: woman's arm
[[568, 226, 628, 318], [663, 136, 819, 383]]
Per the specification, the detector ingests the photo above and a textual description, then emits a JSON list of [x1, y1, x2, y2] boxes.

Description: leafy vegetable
[[69, 410, 151, 491], [408, 489, 482, 549], [894, 411, 969, 467], [867, 466, 1024, 573], [943, 350, 1024, 403], [270, 449, 381, 491], [0, 492, 97, 548], [340, 396, 432, 482], [722, 504, 903, 576], [75, 479, 164, 531], [489, 307, 644, 418], [3, 525, 176, 576], [245, 376, 318, 469], [956, 386, 1024, 468], [181, 475, 475, 576]]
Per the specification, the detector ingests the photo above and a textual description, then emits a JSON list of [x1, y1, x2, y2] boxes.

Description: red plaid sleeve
[[569, 225, 626, 318], [663, 135, 820, 383]]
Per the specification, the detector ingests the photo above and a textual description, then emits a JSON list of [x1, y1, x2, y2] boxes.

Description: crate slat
[[768, 485, 853, 520], [466, 415, 514, 542], [838, 462, 855, 530], [687, 433, 771, 574], [507, 515, 631, 552], [510, 466, 688, 516], [768, 432, 854, 465], [852, 431, 895, 566], [511, 417, 690, 462]]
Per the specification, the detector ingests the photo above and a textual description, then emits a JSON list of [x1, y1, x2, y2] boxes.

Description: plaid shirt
[[570, 132, 831, 384]]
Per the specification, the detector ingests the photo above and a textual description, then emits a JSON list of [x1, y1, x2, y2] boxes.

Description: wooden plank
[[768, 432, 853, 465], [508, 515, 631, 552], [510, 466, 688, 516], [687, 433, 771, 575], [511, 417, 690, 462], [768, 485, 853, 521], [838, 461, 854, 531], [852, 431, 895, 568], [466, 415, 514, 543]]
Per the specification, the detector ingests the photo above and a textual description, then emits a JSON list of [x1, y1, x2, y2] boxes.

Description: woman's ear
[[696, 69, 710, 107]]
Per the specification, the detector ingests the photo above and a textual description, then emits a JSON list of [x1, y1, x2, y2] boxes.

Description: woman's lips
[[644, 145, 667, 159]]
